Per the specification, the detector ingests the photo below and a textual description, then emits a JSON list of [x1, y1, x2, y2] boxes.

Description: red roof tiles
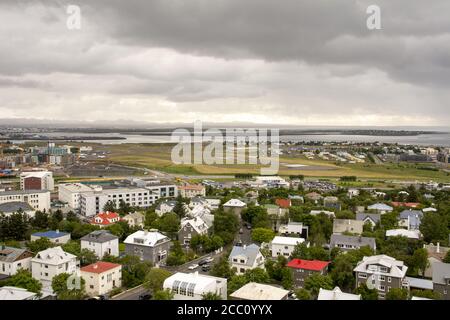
[[81, 261, 121, 274], [275, 198, 291, 209], [287, 259, 330, 271]]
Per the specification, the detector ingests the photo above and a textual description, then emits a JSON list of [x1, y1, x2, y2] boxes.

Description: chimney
[[437, 242, 440, 253], [56, 229, 59, 234]]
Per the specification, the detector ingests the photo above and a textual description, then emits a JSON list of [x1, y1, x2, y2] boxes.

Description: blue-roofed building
[[229, 244, 265, 275], [31, 230, 71, 244], [398, 210, 423, 230]]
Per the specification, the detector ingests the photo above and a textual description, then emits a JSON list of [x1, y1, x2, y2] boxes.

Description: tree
[[202, 292, 222, 300], [27, 237, 54, 253], [294, 288, 312, 300], [242, 206, 270, 228], [52, 273, 86, 300], [157, 213, 180, 235], [3, 269, 42, 294], [31, 211, 49, 229], [117, 255, 153, 288], [144, 268, 172, 293], [386, 288, 408, 300], [80, 248, 98, 266], [153, 289, 174, 300], [420, 212, 449, 243], [166, 241, 187, 266], [409, 248, 429, 277], [213, 210, 239, 244], [251, 228, 275, 243], [173, 195, 187, 218], [118, 200, 133, 215], [103, 201, 117, 212], [49, 210, 64, 229], [211, 256, 235, 279], [356, 283, 378, 300], [410, 289, 441, 300], [66, 211, 79, 223], [304, 273, 333, 296], [443, 251, 450, 263]]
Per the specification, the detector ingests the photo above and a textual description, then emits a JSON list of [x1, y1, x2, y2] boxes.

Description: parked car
[[139, 294, 152, 300], [246, 224, 252, 230], [188, 264, 199, 270], [202, 264, 211, 272], [204, 257, 214, 264], [198, 260, 208, 266]]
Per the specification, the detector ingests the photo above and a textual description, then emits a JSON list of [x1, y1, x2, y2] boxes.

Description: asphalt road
[[111, 284, 150, 300]]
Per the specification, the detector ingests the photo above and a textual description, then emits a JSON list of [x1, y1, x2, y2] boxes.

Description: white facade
[[80, 187, 158, 217], [0, 247, 33, 276], [80, 263, 122, 296], [31, 246, 79, 289], [270, 236, 306, 258], [81, 232, 119, 259], [179, 185, 206, 198], [20, 171, 54, 191], [58, 183, 94, 209], [229, 244, 265, 275], [164, 272, 227, 300], [0, 190, 50, 211]]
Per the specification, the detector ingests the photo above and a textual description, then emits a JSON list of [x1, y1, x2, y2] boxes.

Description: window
[[379, 285, 385, 291], [388, 277, 391, 283], [359, 273, 367, 279], [379, 275, 385, 281], [233, 258, 238, 263], [90, 285, 94, 289], [240, 259, 245, 263]]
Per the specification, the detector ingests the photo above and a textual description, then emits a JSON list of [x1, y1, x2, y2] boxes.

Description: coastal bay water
[[11, 130, 450, 147]]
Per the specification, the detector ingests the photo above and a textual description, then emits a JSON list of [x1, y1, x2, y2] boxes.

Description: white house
[[0, 286, 38, 300], [80, 261, 122, 296], [155, 200, 177, 216], [386, 229, 421, 240], [318, 287, 361, 300], [0, 190, 50, 212], [229, 244, 265, 275], [178, 185, 206, 198], [368, 203, 393, 214], [122, 212, 145, 228], [80, 230, 119, 259], [20, 171, 54, 191], [0, 246, 34, 276], [230, 282, 289, 300], [31, 246, 79, 289], [270, 236, 306, 258], [163, 272, 227, 300]]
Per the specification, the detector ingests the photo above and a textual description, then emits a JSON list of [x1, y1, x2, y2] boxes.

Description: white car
[[188, 264, 199, 270], [204, 257, 214, 264]]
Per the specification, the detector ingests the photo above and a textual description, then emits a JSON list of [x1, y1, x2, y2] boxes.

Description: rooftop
[[81, 230, 118, 243], [0, 286, 37, 300], [230, 282, 289, 300], [318, 287, 361, 300], [287, 259, 330, 271], [0, 201, 34, 213], [124, 230, 169, 247], [271, 236, 305, 246], [32, 230, 69, 239], [81, 261, 121, 274]]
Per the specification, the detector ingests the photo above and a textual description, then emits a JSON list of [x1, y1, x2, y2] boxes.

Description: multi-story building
[[58, 183, 95, 209], [0, 286, 38, 300], [127, 178, 178, 198], [178, 185, 206, 198], [229, 244, 265, 275], [20, 171, 54, 191], [330, 234, 376, 252], [80, 262, 122, 297], [0, 190, 50, 212], [80, 230, 119, 259], [80, 187, 158, 217], [432, 262, 450, 300], [124, 230, 171, 266], [31, 246, 80, 288], [178, 217, 209, 245], [270, 236, 306, 258], [0, 246, 34, 276], [287, 259, 330, 288], [163, 272, 227, 300], [354, 255, 408, 300]]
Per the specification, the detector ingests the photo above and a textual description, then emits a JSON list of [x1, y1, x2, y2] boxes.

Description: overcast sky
[[0, 0, 449, 126]]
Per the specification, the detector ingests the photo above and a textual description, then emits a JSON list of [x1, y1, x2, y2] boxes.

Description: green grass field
[[91, 143, 450, 182]]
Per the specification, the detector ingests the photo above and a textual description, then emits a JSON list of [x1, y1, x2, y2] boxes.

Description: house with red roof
[[90, 211, 121, 228], [391, 202, 420, 208], [80, 261, 122, 296], [287, 259, 330, 288], [275, 198, 291, 209]]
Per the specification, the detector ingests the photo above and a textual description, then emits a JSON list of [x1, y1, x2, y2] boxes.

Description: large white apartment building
[[58, 183, 95, 209], [31, 246, 80, 289], [80, 187, 159, 217], [20, 171, 54, 191], [0, 190, 51, 212]]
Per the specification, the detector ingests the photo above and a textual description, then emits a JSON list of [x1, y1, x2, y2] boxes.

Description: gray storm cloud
[[0, 0, 449, 125]]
